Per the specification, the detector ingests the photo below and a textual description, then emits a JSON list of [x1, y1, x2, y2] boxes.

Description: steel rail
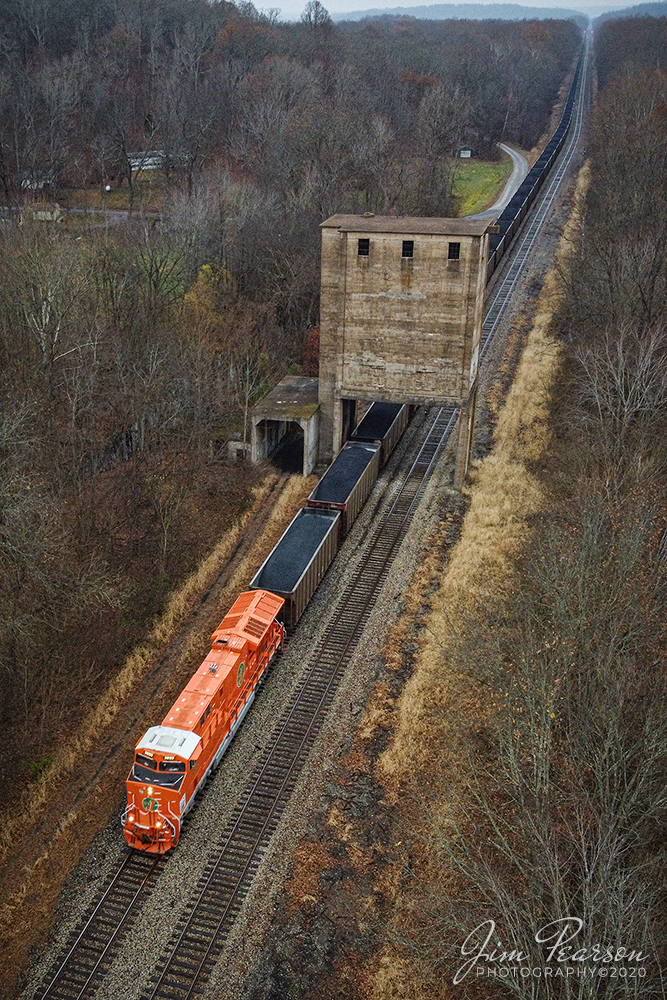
[[142, 406, 458, 1000], [36, 851, 163, 1000], [33, 40, 591, 1000], [481, 36, 590, 356]]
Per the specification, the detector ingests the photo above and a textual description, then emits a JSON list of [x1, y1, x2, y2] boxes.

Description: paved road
[[467, 142, 529, 220]]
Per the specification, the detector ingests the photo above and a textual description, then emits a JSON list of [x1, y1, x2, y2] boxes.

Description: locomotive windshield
[[130, 762, 185, 789], [136, 753, 157, 769], [159, 761, 186, 772]]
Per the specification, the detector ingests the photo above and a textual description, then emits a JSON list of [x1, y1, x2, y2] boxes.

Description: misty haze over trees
[[0, 0, 578, 808]]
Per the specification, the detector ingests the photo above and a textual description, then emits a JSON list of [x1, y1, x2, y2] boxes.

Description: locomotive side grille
[[215, 614, 241, 635], [243, 617, 266, 639]]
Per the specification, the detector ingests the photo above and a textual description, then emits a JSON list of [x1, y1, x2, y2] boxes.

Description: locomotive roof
[[136, 725, 201, 760], [163, 647, 239, 731], [211, 589, 285, 648], [159, 591, 284, 734]]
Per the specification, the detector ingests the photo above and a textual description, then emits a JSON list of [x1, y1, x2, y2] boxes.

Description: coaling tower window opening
[[448, 242, 461, 261], [357, 238, 370, 257], [402, 240, 414, 259]]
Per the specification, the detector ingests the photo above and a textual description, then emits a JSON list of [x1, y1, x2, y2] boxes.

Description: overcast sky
[[273, 0, 637, 23]]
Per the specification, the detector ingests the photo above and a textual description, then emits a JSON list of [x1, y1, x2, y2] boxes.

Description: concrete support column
[[303, 410, 320, 475], [453, 382, 477, 489], [329, 395, 344, 461]]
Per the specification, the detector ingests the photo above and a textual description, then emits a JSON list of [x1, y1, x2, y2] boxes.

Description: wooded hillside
[[0, 0, 579, 820], [356, 18, 667, 998]]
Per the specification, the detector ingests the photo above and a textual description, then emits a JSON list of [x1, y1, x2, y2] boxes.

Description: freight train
[[123, 402, 408, 852], [486, 50, 583, 280], [122, 44, 587, 852]]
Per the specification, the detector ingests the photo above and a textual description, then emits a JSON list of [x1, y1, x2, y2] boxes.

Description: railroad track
[[33, 42, 590, 1000], [481, 34, 590, 357], [35, 851, 164, 1000], [141, 405, 459, 1000], [32, 407, 457, 1000]]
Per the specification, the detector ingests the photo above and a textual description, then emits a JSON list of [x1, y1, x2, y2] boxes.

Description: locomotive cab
[[123, 726, 201, 852]]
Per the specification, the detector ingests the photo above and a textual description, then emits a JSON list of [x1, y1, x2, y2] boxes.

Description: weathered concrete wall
[[318, 216, 489, 464], [250, 376, 320, 475]]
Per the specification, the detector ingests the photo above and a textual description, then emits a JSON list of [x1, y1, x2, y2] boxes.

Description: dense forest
[[594, 12, 667, 87], [391, 16, 667, 997], [0, 0, 578, 203], [0, 0, 579, 801]]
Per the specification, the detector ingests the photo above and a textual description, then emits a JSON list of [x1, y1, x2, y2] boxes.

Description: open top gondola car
[[123, 589, 284, 852], [307, 441, 380, 534], [350, 402, 408, 466]]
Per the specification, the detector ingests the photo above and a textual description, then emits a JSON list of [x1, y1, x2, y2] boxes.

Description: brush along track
[[28, 46, 591, 1000], [10, 471, 304, 1000], [36, 851, 164, 1000], [141, 406, 459, 1000], [1, 472, 295, 909], [481, 33, 589, 357], [31, 409, 456, 1000]]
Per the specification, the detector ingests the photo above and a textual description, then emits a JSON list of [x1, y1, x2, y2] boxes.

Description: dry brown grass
[[364, 166, 591, 998], [378, 167, 590, 788], [283, 839, 338, 919], [0, 472, 313, 864], [371, 952, 449, 1000], [0, 470, 319, 988]]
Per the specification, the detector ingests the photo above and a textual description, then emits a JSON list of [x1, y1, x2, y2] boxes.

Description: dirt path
[[0, 469, 315, 998]]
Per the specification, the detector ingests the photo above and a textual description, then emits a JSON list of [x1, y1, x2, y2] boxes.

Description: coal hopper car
[[350, 402, 408, 466], [307, 441, 381, 535], [250, 508, 341, 626]]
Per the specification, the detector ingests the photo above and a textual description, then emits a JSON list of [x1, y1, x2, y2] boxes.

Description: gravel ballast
[[21, 153, 581, 1000]]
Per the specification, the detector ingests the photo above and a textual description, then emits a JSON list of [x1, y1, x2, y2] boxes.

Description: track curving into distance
[[481, 34, 590, 357], [140, 42, 591, 990], [33, 38, 591, 1000]]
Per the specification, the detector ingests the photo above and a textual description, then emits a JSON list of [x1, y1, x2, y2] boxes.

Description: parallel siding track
[[141, 405, 459, 1000], [33, 407, 458, 1000], [482, 35, 590, 356], [34, 38, 590, 1000]]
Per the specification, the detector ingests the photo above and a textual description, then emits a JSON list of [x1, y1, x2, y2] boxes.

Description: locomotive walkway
[[33, 38, 590, 1000]]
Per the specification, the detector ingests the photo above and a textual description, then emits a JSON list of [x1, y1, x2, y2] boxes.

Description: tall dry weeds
[[0, 472, 311, 862], [368, 167, 590, 998]]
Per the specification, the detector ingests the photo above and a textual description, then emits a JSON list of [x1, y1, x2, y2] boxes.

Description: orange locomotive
[[123, 590, 285, 852]]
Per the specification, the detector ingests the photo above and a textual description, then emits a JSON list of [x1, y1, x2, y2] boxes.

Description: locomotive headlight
[[147, 786, 153, 795], [156, 821, 162, 829], [128, 813, 135, 823]]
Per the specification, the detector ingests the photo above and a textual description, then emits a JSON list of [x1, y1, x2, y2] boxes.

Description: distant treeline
[[595, 13, 667, 88], [594, 1, 667, 26], [0, 0, 580, 797], [333, 3, 586, 25], [0, 0, 580, 205]]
